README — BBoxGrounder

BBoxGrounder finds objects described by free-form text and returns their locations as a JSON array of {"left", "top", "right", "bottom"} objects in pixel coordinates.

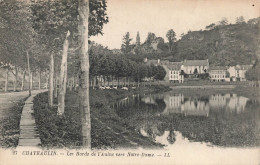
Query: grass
[
  {"left": 0, "top": 97, "right": 27, "bottom": 148},
  {"left": 33, "top": 85, "right": 170, "bottom": 149}
]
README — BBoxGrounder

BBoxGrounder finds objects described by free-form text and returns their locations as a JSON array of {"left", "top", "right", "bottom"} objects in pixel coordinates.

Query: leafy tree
[
  {"left": 236, "top": 16, "right": 245, "bottom": 24},
  {"left": 219, "top": 17, "right": 228, "bottom": 26},
  {"left": 136, "top": 31, "right": 140, "bottom": 46},
  {"left": 180, "top": 70, "right": 185, "bottom": 76},
  {"left": 154, "top": 65, "right": 166, "bottom": 81},
  {"left": 31, "top": 0, "right": 75, "bottom": 107},
  {"left": 121, "top": 32, "right": 132, "bottom": 54},
  {"left": 245, "top": 62, "right": 260, "bottom": 81},
  {"left": 146, "top": 64, "right": 156, "bottom": 86},
  {"left": 193, "top": 68, "right": 198, "bottom": 74},
  {"left": 145, "top": 32, "right": 156, "bottom": 45},
  {"left": 166, "top": 29, "right": 176, "bottom": 52},
  {"left": 77, "top": 0, "right": 108, "bottom": 148},
  {"left": 205, "top": 23, "right": 216, "bottom": 30},
  {"left": 226, "top": 71, "right": 230, "bottom": 78},
  {"left": 0, "top": 0, "right": 42, "bottom": 93}
]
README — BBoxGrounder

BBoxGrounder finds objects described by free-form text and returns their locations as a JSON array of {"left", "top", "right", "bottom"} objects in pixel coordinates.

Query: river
[{"left": 112, "top": 89, "right": 260, "bottom": 163}]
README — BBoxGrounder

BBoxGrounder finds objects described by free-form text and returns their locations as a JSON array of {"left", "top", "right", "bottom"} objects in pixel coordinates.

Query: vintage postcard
[{"left": 0, "top": 0, "right": 259, "bottom": 164}]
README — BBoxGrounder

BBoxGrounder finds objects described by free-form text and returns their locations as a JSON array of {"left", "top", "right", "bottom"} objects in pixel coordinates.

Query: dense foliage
[
  {"left": 89, "top": 44, "right": 167, "bottom": 85},
  {"left": 122, "top": 17, "right": 259, "bottom": 66},
  {"left": 245, "top": 59, "right": 260, "bottom": 81}
]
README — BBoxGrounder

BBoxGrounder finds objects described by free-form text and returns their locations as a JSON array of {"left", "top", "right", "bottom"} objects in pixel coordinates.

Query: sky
[{"left": 90, "top": 0, "right": 260, "bottom": 49}]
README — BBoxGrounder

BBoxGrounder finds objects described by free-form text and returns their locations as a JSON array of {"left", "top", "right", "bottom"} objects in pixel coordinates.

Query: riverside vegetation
[
  {"left": 33, "top": 85, "right": 170, "bottom": 149},
  {"left": 0, "top": 98, "right": 27, "bottom": 148}
]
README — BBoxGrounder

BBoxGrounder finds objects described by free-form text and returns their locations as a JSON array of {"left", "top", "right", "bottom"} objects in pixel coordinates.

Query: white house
[
  {"left": 181, "top": 59, "right": 209, "bottom": 74},
  {"left": 227, "top": 65, "right": 252, "bottom": 81},
  {"left": 209, "top": 66, "right": 229, "bottom": 82},
  {"left": 165, "top": 62, "right": 184, "bottom": 83},
  {"left": 154, "top": 59, "right": 209, "bottom": 83}
]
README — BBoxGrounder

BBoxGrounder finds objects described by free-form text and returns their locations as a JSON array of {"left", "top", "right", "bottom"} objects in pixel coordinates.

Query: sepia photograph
[{"left": 0, "top": 0, "right": 259, "bottom": 164}]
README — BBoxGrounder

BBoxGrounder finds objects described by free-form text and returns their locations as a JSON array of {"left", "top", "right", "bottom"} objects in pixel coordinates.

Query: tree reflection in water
[{"left": 114, "top": 92, "right": 260, "bottom": 147}]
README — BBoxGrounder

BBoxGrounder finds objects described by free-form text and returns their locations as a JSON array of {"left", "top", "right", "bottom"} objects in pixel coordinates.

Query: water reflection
[{"left": 113, "top": 92, "right": 260, "bottom": 147}]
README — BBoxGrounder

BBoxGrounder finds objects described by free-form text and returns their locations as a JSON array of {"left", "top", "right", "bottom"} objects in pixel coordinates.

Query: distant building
[
  {"left": 164, "top": 63, "right": 184, "bottom": 83},
  {"left": 144, "top": 58, "right": 209, "bottom": 83},
  {"left": 143, "top": 58, "right": 160, "bottom": 66},
  {"left": 228, "top": 65, "right": 252, "bottom": 81},
  {"left": 144, "top": 58, "right": 252, "bottom": 82},
  {"left": 181, "top": 59, "right": 209, "bottom": 74},
  {"left": 209, "top": 66, "right": 229, "bottom": 82}
]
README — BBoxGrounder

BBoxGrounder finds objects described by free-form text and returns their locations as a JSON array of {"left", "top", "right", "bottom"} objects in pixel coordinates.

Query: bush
[{"left": 33, "top": 92, "right": 81, "bottom": 148}]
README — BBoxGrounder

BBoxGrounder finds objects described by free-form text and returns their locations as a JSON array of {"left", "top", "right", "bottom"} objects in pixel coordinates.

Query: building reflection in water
[
  {"left": 114, "top": 92, "right": 259, "bottom": 147},
  {"left": 161, "top": 93, "right": 249, "bottom": 117}
]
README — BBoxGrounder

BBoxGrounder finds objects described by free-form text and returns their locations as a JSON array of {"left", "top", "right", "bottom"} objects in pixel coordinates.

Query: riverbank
[{"left": 33, "top": 85, "right": 170, "bottom": 149}]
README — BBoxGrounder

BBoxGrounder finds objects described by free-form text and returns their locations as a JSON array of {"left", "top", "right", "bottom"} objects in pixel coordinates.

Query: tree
[
  {"left": 154, "top": 66, "right": 166, "bottom": 81},
  {"left": 205, "top": 23, "right": 216, "bottom": 30},
  {"left": 166, "top": 29, "right": 176, "bottom": 52},
  {"left": 219, "top": 17, "right": 228, "bottom": 26},
  {"left": 236, "top": 16, "right": 245, "bottom": 24},
  {"left": 140, "top": 64, "right": 148, "bottom": 83},
  {"left": 121, "top": 32, "right": 132, "bottom": 54},
  {"left": 180, "top": 70, "right": 185, "bottom": 76},
  {"left": 78, "top": 0, "right": 91, "bottom": 148},
  {"left": 136, "top": 31, "right": 140, "bottom": 46},
  {"left": 193, "top": 68, "right": 198, "bottom": 74},
  {"left": 225, "top": 71, "right": 230, "bottom": 78},
  {"left": 146, "top": 65, "right": 155, "bottom": 86},
  {"left": 145, "top": 32, "right": 156, "bottom": 45},
  {"left": 0, "top": 0, "right": 41, "bottom": 94},
  {"left": 78, "top": 0, "right": 108, "bottom": 148},
  {"left": 57, "top": 31, "right": 70, "bottom": 115},
  {"left": 245, "top": 63, "right": 260, "bottom": 81}
]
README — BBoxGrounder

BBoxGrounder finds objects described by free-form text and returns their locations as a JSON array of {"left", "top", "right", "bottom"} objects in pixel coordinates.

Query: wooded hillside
[{"left": 129, "top": 17, "right": 259, "bottom": 66}]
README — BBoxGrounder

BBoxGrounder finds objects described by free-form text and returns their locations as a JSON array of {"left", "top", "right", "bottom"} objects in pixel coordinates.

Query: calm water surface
[{"left": 113, "top": 90, "right": 260, "bottom": 148}]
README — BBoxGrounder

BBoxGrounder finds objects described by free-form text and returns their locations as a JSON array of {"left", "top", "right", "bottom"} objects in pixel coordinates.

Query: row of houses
[
  {"left": 209, "top": 65, "right": 252, "bottom": 82},
  {"left": 144, "top": 58, "right": 252, "bottom": 83}
]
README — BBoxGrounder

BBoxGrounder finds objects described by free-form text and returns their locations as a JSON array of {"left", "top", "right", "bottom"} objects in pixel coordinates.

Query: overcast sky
[{"left": 90, "top": 0, "right": 260, "bottom": 49}]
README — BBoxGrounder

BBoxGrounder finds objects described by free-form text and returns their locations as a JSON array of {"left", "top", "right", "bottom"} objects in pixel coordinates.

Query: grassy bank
[
  {"left": 33, "top": 85, "right": 170, "bottom": 149},
  {"left": 0, "top": 98, "right": 27, "bottom": 148}
]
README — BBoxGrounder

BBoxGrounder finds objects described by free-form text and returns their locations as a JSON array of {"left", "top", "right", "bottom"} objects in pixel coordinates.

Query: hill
[{"left": 129, "top": 17, "right": 260, "bottom": 66}]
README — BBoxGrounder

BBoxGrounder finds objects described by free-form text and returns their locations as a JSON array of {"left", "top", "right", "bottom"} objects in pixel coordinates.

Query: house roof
[
  {"left": 165, "top": 62, "right": 183, "bottom": 70},
  {"left": 145, "top": 60, "right": 160, "bottom": 65},
  {"left": 183, "top": 59, "right": 209, "bottom": 66},
  {"left": 235, "top": 65, "right": 252, "bottom": 70},
  {"left": 161, "top": 60, "right": 183, "bottom": 65},
  {"left": 209, "top": 66, "right": 228, "bottom": 71}
]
